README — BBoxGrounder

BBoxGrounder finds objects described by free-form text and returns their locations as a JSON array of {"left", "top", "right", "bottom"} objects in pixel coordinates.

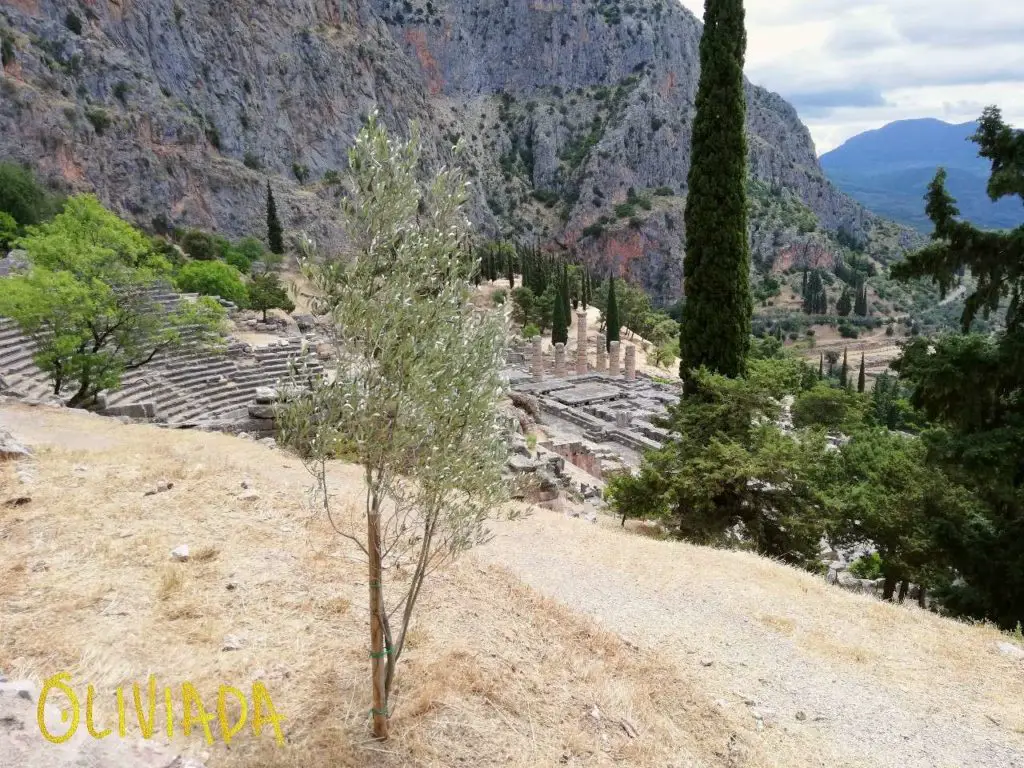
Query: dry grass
[
  {"left": 0, "top": 404, "right": 758, "bottom": 768},
  {"left": 481, "top": 507, "right": 1024, "bottom": 764}
]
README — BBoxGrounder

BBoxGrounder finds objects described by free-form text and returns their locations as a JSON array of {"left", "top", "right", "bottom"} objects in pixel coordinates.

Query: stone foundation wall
[{"left": 547, "top": 440, "right": 603, "bottom": 480}]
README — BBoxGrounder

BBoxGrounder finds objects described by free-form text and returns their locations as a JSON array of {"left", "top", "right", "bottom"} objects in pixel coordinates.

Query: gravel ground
[{"left": 476, "top": 509, "right": 1024, "bottom": 768}]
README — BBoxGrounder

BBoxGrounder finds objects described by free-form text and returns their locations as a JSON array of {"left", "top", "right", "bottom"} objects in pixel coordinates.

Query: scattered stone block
[
  {"left": 170, "top": 545, "right": 190, "bottom": 562},
  {"left": 997, "top": 641, "right": 1024, "bottom": 659},
  {"left": 0, "top": 430, "right": 30, "bottom": 461},
  {"left": 507, "top": 455, "right": 539, "bottom": 473}
]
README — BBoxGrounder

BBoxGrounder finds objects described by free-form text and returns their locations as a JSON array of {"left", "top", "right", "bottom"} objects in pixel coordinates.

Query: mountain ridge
[
  {"left": 0, "top": 0, "right": 918, "bottom": 304},
  {"left": 821, "top": 117, "right": 1023, "bottom": 232}
]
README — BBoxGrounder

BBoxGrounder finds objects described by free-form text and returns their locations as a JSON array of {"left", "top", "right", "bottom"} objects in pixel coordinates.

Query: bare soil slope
[{"left": 1, "top": 403, "right": 1022, "bottom": 768}]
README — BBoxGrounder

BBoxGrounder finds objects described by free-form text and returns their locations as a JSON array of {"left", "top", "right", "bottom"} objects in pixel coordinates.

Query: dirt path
[{"left": 475, "top": 510, "right": 1024, "bottom": 768}]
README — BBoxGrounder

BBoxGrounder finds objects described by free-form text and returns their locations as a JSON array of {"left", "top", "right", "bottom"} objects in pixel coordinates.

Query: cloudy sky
[{"left": 677, "top": 0, "right": 1024, "bottom": 155}]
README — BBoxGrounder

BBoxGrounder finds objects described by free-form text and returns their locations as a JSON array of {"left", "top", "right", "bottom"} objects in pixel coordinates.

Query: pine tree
[
  {"left": 606, "top": 276, "right": 620, "bottom": 351},
  {"left": 839, "top": 347, "right": 848, "bottom": 387},
  {"left": 857, "top": 351, "right": 866, "bottom": 393},
  {"left": 679, "top": 0, "right": 751, "bottom": 382},
  {"left": 266, "top": 183, "right": 284, "bottom": 255}
]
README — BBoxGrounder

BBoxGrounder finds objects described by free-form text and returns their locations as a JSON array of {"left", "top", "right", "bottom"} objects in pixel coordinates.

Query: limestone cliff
[{"left": 0, "top": 0, "right": 918, "bottom": 306}]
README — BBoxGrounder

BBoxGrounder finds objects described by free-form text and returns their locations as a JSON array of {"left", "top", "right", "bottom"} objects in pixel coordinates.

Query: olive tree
[{"left": 277, "top": 114, "right": 513, "bottom": 739}]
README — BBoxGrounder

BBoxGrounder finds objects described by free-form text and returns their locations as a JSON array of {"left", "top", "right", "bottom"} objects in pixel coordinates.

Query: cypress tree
[
  {"left": 506, "top": 245, "right": 515, "bottom": 289},
  {"left": 801, "top": 266, "right": 808, "bottom": 296},
  {"left": 552, "top": 273, "right": 568, "bottom": 346},
  {"left": 836, "top": 287, "right": 852, "bottom": 316},
  {"left": 803, "top": 270, "right": 827, "bottom": 315},
  {"left": 679, "top": 0, "right": 751, "bottom": 382},
  {"left": 606, "top": 276, "right": 620, "bottom": 351},
  {"left": 854, "top": 281, "right": 868, "bottom": 316},
  {"left": 818, "top": 353, "right": 823, "bottom": 379},
  {"left": 839, "top": 347, "right": 849, "bottom": 387},
  {"left": 561, "top": 263, "right": 572, "bottom": 326},
  {"left": 857, "top": 351, "right": 866, "bottom": 393},
  {"left": 266, "top": 182, "right": 284, "bottom": 255}
]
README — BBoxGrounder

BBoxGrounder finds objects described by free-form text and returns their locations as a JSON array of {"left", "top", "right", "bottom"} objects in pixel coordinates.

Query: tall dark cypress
[
  {"left": 839, "top": 347, "right": 849, "bottom": 387},
  {"left": 506, "top": 245, "right": 515, "bottom": 289},
  {"left": 857, "top": 352, "right": 866, "bottom": 393},
  {"left": 560, "top": 263, "right": 571, "bottom": 326},
  {"left": 552, "top": 272, "right": 568, "bottom": 346},
  {"left": 855, "top": 282, "right": 869, "bottom": 316},
  {"left": 266, "top": 182, "right": 284, "bottom": 255},
  {"left": 818, "top": 353, "right": 824, "bottom": 379},
  {"left": 679, "top": 0, "right": 751, "bottom": 382},
  {"left": 606, "top": 276, "right": 620, "bottom": 351}
]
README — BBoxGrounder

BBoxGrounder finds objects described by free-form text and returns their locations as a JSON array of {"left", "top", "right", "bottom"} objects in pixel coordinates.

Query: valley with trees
[{"left": 0, "top": 0, "right": 1023, "bottom": 766}]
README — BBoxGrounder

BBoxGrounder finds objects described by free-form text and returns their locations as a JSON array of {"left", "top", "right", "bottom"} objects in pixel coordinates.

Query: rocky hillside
[{"left": 0, "top": 0, "right": 918, "bottom": 306}]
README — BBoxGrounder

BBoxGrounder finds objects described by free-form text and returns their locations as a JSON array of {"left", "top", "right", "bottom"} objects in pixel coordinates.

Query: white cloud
[{"left": 676, "top": 0, "right": 1024, "bottom": 153}]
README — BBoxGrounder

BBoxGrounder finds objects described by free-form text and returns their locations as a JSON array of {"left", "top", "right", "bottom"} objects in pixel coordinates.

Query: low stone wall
[{"left": 546, "top": 440, "right": 603, "bottom": 480}]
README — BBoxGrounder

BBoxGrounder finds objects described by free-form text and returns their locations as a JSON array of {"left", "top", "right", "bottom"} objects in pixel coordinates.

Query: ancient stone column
[
  {"left": 596, "top": 334, "right": 607, "bottom": 373},
  {"left": 554, "top": 342, "right": 567, "bottom": 378},
  {"left": 609, "top": 340, "right": 621, "bottom": 377},
  {"left": 576, "top": 311, "right": 588, "bottom": 375},
  {"left": 624, "top": 344, "right": 636, "bottom": 381},
  {"left": 531, "top": 336, "right": 544, "bottom": 381}
]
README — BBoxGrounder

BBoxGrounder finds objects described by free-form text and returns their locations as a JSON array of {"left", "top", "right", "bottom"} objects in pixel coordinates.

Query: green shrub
[
  {"left": 224, "top": 249, "right": 251, "bottom": 273},
  {"left": 2, "top": 32, "right": 16, "bottom": 67},
  {"left": 175, "top": 260, "right": 248, "bottom": 306},
  {"left": 113, "top": 81, "right": 129, "bottom": 104},
  {"left": 229, "top": 236, "right": 266, "bottom": 272},
  {"left": 792, "top": 384, "right": 864, "bottom": 430},
  {"left": 522, "top": 323, "right": 540, "bottom": 339},
  {"left": 150, "top": 236, "right": 186, "bottom": 267},
  {"left": 848, "top": 553, "right": 883, "bottom": 580},
  {"left": 179, "top": 229, "right": 218, "bottom": 261},
  {"left": 322, "top": 170, "right": 341, "bottom": 185},
  {"left": 292, "top": 163, "right": 310, "bottom": 184},
  {"left": 205, "top": 126, "right": 221, "bottom": 149},
  {"left": 243, "top": 153, "right": 262, "bottom": 170},
  {"left": 531, "top": 189, "right": 559, "bottom": 207},
  {"left": 85, "top": 108, "right": 111, "bottom": 136},
  {"left": 0, "top": 210, "right": 17, "bottom": 250},
  {"left": 838, "top": 323, "right": 859, "bottom": 339},
  {"left": 0, "top": 162, "right": 63, "bottom": 226},
  {"left": 492, "top": 288, "right": 507, "bottom": 305},
  {"left": 654, "top": 186, "right": 673, "bottom": 196},
  {"left": 65, "top": 11, "right": 83, "bottom": 34},
  {"left": 614, "top": 201, "right": 636, "bottom": 218}
]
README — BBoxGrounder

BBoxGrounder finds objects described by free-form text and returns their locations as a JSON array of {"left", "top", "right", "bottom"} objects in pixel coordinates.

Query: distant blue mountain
[{"left": 820, "top": 118, "right": 1023, "bottom": 232}]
